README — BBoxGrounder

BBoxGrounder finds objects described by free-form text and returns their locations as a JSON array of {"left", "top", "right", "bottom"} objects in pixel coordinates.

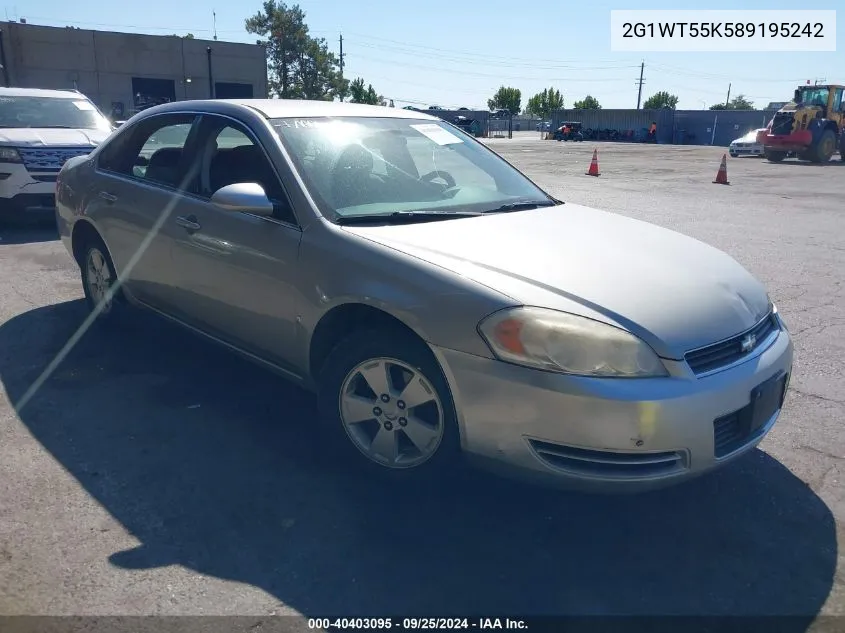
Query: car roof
[
  {"left": 145, "top": 98, "right": 442, "bottom": 121},
  {"left": 0, "top": 87, "right": 88, "bottom": 99}
]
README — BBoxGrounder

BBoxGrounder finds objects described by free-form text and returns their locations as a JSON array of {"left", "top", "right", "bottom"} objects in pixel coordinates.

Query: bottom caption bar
[{"left": 0, "top": 616, "right": 838, "bottom": 633}]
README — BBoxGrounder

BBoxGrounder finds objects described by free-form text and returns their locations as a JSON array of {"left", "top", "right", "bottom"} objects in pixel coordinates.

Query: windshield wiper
[
  {"left": 335, "top": 210, "right": 483, "bottom": 225},
  {"left": 34, "top": 125, "right": 78, "bottom": 129},
  {"left": 484, "top": 199, "right": 559, "bottom": 214}
]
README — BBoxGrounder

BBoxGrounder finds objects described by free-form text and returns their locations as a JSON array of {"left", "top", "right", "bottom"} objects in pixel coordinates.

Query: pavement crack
[
  {"left": 791, "top": 388, "right": 845, "bottom": 406},
  {"left": 798, "top": 445, "right": 845, "bottom": 461}
]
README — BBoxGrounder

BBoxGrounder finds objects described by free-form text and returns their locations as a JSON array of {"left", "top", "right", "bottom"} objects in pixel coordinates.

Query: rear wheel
[
  {"left": 808, "top": 129, "right": 837, "bottom": 163},
  {"left": 79, "top": 237, "right": 125, "bottom": 324},
  {"left": 764, "top": 149, "right": 787, "bottom": 162},
  {"left": 839, "top": 133, "right": 845, "bottom": 161}
]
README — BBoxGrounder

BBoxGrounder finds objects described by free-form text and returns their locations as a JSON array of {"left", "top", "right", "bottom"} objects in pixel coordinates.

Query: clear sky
[{"left": 15, "top": 0, "right": 843, "bottom": 111}]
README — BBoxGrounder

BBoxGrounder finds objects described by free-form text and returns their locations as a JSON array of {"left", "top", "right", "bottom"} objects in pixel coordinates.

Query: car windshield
[
  {"left": 271, "top": 116, "right": 554, "bottom": 221},
  {"left": 0, "top": 95, "right": 112, "bottom": 130}
]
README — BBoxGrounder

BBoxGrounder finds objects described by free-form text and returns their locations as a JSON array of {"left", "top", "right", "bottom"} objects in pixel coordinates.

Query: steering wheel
[{"left": 419, "top": 170, "right": 456, "bottom": 189}]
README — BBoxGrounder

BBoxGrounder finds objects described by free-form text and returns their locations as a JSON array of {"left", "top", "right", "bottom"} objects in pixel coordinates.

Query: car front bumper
[
  {"left": 0, "top": 165, "right": 57, "bottom": 221},
  {"left": 433, "top": 320, "right": 793, "bottom": 493},
  {"left": 730, "top": 145, "right": 763, "bottom": 155}
]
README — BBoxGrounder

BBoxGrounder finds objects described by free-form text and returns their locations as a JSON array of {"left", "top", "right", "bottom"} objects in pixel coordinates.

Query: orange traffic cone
[
  {"left": 586, "top": 149, "right": 600, "bottom": 176},
  {"left": 713, "top": 154, "right": 730, "bottom": 185}
]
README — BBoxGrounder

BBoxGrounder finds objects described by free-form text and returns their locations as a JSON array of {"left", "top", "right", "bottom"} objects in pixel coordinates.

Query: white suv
[{"left": 0, "top": 87, "right": 113, "bottom": 224}]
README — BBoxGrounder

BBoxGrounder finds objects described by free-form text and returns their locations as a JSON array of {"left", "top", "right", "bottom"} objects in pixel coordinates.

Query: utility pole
[
  {"left": 339, "top": 34, "right": 345, "bottom": 101},
  {"left": 725, "top": 82, "right": 731, "bottom": 107},
  {"left": 636, "top": 61, "right": 645, "bottom": 109}
]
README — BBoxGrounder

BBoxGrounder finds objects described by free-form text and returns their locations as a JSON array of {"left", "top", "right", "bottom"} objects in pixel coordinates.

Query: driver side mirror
[{"left": 210, "top": 182, "right": 275, "bottom": 217}]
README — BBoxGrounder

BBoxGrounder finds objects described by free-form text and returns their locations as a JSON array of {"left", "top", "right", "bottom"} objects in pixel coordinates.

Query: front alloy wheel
[
  {"left": 339, "top": 357, "right": 445, "bottom": 469},
  {"left": 317, "top": 329, "right": 460, "bottom": 479}
]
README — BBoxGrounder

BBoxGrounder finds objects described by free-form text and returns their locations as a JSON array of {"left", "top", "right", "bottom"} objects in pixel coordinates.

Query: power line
[
  {"left": 13, "top": 15, "right": 834, "bottom": 87},
  {"left": 348, "top": 51, "right": 634, "bottom": 83},
  {"left": 336, "top": 30, "right": 626, "bottom": 65},
  {"left": 349, "top": 41, "right": 637, "bottom": 71}
]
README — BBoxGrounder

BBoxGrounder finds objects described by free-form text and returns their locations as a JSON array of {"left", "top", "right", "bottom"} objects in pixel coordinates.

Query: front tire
[
  {"left": 808, "top": 129, "right": 837, "bottom": 163},
  {"left": 765, "top": 149, "right": 787, "bottom": 162},
  {"left": 317, "top": 328, "right": 461, "bottom": 481}
]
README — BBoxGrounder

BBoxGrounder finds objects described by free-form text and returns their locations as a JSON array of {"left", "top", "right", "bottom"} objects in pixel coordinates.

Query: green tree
[
  {"left": 711, "top": 94, "right": 755, "bottom": 110},
  {"left": 488, "top": 86, "right": 522, "bottom": 115},
  {"left": 643, "top": 91, "right": 679, "bottom": 110},
  {"left": 525, "top": 87, "right": 564, "bottom": 119},
  {"left": 348, "top": 77, "right": 381, "bottom": 105},
  {"left": 245, "top": 1, "right": 346, "bottom": 100},
  {"left": 729, "top": 94, "right": 755, "bottom": 110},
  {"left": 573, "top": 95, "right": 601, "bottom": 109}
]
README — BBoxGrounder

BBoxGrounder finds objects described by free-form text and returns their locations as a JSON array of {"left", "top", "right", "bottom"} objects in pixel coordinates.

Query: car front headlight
[
  {"left": 0, "top": 147, "right": 22, "bottom": 163},
  {"left": 478, "top": 306, "right": 668, "bottom": 378}
]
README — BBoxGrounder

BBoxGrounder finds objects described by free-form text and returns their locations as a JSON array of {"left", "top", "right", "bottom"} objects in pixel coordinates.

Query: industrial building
[{"left": 0, "top": 21, "right": 268, "bottom": 120}]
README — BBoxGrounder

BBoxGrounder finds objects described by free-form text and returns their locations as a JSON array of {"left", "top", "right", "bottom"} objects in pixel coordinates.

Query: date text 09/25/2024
[{"left": 308, "top": 618, "right": 527, "bottom": 631}]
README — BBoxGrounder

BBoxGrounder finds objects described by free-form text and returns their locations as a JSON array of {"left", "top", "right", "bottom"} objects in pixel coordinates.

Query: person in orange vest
[{"left": 648, "top": 121, "right": 657, "bottom": 142}]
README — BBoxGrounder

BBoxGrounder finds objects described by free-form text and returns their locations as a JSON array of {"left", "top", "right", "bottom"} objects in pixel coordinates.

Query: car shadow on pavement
[
  {"left": 0, "top": 223, "right": 59, "bottom": 245},
  {"left": 0, "top": 299, "right": 836, "bottom": 622}
]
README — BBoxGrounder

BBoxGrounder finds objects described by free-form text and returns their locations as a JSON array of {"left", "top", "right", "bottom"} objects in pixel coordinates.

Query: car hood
[
  {"left": 0, "top": 127, "right": 109, "bottom": 147},
  {"left": 341, "top": 204, "right": 771, "bottom": 359}
]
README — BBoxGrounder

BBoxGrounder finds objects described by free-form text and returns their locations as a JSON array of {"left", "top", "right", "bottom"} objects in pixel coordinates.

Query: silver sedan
[{"left": 55, "top": 99, "right": 794, "bottom": 492}]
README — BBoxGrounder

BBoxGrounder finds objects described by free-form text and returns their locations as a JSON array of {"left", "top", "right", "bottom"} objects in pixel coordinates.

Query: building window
[{"left": 131, "top": 77, "right": 177, "bottom": 113}]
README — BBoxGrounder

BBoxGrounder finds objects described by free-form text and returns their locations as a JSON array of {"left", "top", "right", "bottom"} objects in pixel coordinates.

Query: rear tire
[
  {"left": 764, "top": 150, "right": 787, "bottom": 162},
  {"left": 839, "top": 133, "right": 845, "bottom": 161},
  {"left": 316, "top": 328, "right": 462, "bottom": 484},
  {"left": 808, "top": 129, "right": 836, "bottom": 163},
  {"left": 79, "top": 236, "right": 125, "bottom": 325}
]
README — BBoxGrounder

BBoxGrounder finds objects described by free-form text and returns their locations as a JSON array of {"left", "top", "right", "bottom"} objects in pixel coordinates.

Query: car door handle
[
  {"left": 99, "top": 191, "right": 118, "bottom": 203},
  {"left": 175, "top": 215, "right": 201, "bottom": 231}
]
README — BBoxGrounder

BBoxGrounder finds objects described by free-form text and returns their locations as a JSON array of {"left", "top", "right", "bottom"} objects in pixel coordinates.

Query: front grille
[
  {"left": 685, "top": 313, "right": 779, "bottom": 376},
  {"left": 17, "top": 146, "right": 94, "bottom": 173},
  {"left": 771, "top": 112, "right": 794, "bottom": 136},
  {"left": 528, "top": 439, "right": 687, "bottom": 479}
]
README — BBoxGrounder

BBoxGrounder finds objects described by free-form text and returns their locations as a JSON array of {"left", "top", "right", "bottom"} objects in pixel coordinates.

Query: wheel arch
[
  {"left": 307, "top": 300, "right": 469, "bottom": 452},
  {"left": 308, "top": 302, "right": 434, "bottom": 381},
  {"left": 71, "top": 218, "right": 110, "bottom": 267},
  {"left": 822, "top": 119, "right": 839, "bottom": 135}
]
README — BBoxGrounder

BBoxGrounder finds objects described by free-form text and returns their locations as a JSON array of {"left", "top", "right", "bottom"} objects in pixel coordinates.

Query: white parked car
[
  {"left": 0, "top": 87, "right": 113, "bottom": 225},
  {"left": 729, "top": 128, "right": 766, "bottom": 158}
]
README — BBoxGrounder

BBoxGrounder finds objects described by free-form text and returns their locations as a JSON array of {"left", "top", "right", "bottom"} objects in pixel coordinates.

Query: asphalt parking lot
[{"left": 0, "top": 137, "right": 843, "bottom": 626}]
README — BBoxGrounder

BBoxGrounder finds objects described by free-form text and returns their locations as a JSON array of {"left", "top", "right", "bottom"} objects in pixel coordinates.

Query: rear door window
[{"left": 97, "top": 113, "right": 198, "bottom": 191}]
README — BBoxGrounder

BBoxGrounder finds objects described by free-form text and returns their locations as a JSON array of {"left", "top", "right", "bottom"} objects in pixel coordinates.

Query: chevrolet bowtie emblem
[{"left": 741, "top": 333, "right": 757, "bottom": 353}]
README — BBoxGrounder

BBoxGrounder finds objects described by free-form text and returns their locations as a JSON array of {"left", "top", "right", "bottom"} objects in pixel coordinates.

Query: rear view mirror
[{"left": 210, "top": 182, "right": 275, "bottom": 217}]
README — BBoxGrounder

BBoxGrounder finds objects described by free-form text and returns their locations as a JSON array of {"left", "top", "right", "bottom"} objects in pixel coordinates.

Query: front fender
[{"left": 295, "top": 225, "right": 514, "bottom": 360}]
